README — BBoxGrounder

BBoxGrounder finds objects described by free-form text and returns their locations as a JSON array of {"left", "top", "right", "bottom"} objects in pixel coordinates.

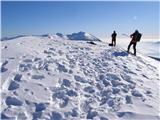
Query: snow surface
[
  {"left": 66, "top": 31, "right": 101, "bottom": 41},
  {"left": 1, "top": 35, "right": 160, "bottom": 120},
  {"left": 1, "top": 32, "right": 101, "bottom": 42},
  {"left": 112, "top": 38, "right": 160, "bottom": 60}
]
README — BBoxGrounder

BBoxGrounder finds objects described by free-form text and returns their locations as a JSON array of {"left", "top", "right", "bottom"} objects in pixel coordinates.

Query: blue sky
[{"left": 1, "top": 1, "right": 159, "bottom": 39}]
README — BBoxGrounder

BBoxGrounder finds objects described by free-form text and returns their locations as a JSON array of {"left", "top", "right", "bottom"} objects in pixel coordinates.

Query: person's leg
[
  {"left": 127, "top": 42, "right": 132, "bottom": 52},
  {"left": 114, "top": 40, "right": 116, "bottom": 46},
  {"left": 133, "top": 43, "right": 137, "bottom": 55},
  {"left": 112, "top": 39, "right": 114, "bottom": 45}
]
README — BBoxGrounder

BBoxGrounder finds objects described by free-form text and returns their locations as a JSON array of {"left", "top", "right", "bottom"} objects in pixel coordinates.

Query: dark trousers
[
  {"left": 127, "top": 42, "right": 137, "bottom": 55},
  {"left": 112, "top": 39, "right": 116, "bottom": 46}
]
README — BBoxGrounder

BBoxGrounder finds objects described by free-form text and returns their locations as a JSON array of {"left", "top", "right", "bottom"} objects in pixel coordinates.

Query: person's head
[
  {"left": 135, "top": 30, "right": 139, "bottom": 33},
  {"left": 113, "top": 31, "right": 116, "bottom": 33}
]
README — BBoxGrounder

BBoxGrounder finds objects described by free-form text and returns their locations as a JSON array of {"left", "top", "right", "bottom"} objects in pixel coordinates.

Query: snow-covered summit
[
  {"left": 66, "top": 31, "right": 101, "bottom": 41},
  {"left": 1, "top": 31, "right": 101, "bottom": 42},
  {"left": 1, "top": 36, "right": 159, "bottom": 120}
]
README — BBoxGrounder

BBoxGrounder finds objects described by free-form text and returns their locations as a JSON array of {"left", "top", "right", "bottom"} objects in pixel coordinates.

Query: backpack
[
  {"left": 109, "top": 43, "right": 113, "bottom": 46},
  {"left": 137, "top": 33, "right": 142, "bottom": 42}
]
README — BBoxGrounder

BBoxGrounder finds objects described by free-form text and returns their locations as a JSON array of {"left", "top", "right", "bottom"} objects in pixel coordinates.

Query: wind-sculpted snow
[
  {"left": 67, "top": 31, "right": 101, "bottom": 41},
  {"left": 1, "top": 36, "right": 160, "bottom": 120}
]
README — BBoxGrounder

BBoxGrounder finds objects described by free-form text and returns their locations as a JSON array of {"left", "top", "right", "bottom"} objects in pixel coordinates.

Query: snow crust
[{"left": 1, "top": 35, "right": 160, "bottom": 120}]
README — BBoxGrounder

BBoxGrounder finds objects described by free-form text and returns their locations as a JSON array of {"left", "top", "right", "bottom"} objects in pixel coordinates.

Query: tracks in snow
[{"left": 1, "top": 39, "right": 159, "bottom": 120}]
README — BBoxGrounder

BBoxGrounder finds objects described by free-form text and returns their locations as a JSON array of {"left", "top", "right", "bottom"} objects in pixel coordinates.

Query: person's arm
[{"left": 130, "top": 33, "right": 134, "bottom": 38}]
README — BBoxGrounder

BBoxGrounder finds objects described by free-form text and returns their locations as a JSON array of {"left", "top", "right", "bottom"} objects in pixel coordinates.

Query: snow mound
[
  {"left": 1, "top": 36, "right": 159, "bottom": 120},
  {"left": 56, "top": 33, "right": 69, "bottom": 40},
  {"left": 67, "top": 31, "right": 101, "bottom": 41}
]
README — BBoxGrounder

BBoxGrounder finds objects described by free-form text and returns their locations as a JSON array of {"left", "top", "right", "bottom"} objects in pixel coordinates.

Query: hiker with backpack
[
  {"left": 127, "top": 30, "right": 142, "bottom": 56},
  {"left": 110, "top": 31, "right": 117, "bottom": 46}
]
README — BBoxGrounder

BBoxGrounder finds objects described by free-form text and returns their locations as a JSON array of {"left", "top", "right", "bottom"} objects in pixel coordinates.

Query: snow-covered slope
[
  {"left": 67, "top": 31, "right": 101, "bottom": 41},
  {"left": 138, "top": 41, "right": 160, "bottom": 59},
  {"left": 1, "top": 32, "right": 101, "bottom": 42},
  {"left": 116, "top": 38, "right": 160, "bottom": 60},
  {"left": 1, "top": 36, "right": 160, "bottom": 120}
]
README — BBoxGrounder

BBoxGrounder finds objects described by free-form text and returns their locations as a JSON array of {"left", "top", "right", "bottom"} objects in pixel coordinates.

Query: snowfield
[
  {"left": 1, "top": 35, "right": 160, "bottom": 120},
  {"left": 116, "top": 38, "right": 160, "bottom": 60}
]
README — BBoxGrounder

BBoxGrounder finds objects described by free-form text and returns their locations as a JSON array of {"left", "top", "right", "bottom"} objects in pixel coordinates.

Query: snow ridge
[
  {"left": 1, "top": 31, "right": 101, "bottom": 42},
  {"left": 67, "top": 31, "right": 101, "bottom": 41},
  {"left": 1, "top": 36, "right": 159, "bottom": 120}
]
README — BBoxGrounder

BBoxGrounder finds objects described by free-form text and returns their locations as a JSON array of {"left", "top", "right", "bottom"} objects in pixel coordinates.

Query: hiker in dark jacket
[
  {"left": 127, "top": 30, "right": 141, "bottom": 56},
  {"left": 111, "top": 31, "right": 117, "bottom": 46}
]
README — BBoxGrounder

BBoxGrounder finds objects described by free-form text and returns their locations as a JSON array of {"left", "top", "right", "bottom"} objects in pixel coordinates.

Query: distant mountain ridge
[
  {"left": 1, "top": 31, "right": 101, "bottom": 41},
  {"left": 1, "top": 35, "right": 26, "bottom": 41}
]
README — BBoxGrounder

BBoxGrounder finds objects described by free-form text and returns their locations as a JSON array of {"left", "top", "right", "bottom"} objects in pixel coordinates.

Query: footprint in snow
[
  {"left": 131, "top": 90, "right": 143, "bottom": 97},
  {"left": 74, "top": 75, "right": 87, "bottom": 83},
  {"left": 2, "top": 60, "right": 9, "bottom": 66},
  {"left": 49, "top": 47, "right": 55, "bottom": 51},
  {"left": 69, "top": 69, "right": 73, "bottom": 74},
  {"left": 96, "top": 83, "right": 104, "bottom": 90},
  {"left": 102, "top": 79, "right": 111, "bottom": 87},
  {"left": 105, "top": 73, "right": 121, "bottom": 81},
  {"left": 32, "top": 112, "right": 42, "bottom": 119},
  {"left": 117, "top": 112, "right": 132, "bottom": 117},
  {"left": 14, "top": 74, "right": 22, "bottom": 82},
  {"left": 52, "top": 90, "right": 69, "bottom": 108},
  {"left": 57, "top": 64, "right": 68, "bottom": 73},
  {"left": 58, "top": 50, "right": 64, "bottom": 55},
  {"left": 51, "top": 112, "right": 63, "bottom": 120},
  {"left": 87, "top": 110, "right": 98, "bottom": 119},
  {"left": 19, "top": 63, "right": 32, "bottom": 72},
  {"left": 1, "top": 113, "right": 14, "bottom": 120},
  {"left": 100, "top": 89, "right": 112, "bottom": 98},
  {"left": 146, "top": 90, "right": 152, "bottom": 95},
  {"left": 23, "top": 58, "right": 33, "bottom": 63},
  {"left": 99, "top": 117, "right": 109, "bottom": 120},
  {"left": 35, "top": 103, "right": 46, "bottom": 112},
  {"left": 120, "top": 74, "right": 135, "bottom": 84},
  {"left": 111, "top": 80, "right": 123, "bottom": 87},
  {"left": 64, "top": 108, "right": 79, "bottom": 117},
  {"left": 112, "top": 87, "right": 120, "bottom": 94},
  {"left": 8, "top": 80, "right": 19, "bottom": 90},
  {"left": 5, "top": 96, "right": 23, "bottom": 106},
  {"left": 59, "top": 79, "right": 71, "bottom": 87},
  {"left": 31, "top": 74, "right": 45, "bottom": 80},
  {"left": 44, "top": 50, "right": 53, "bottom": 54},
  {"left": 125, "top": 95, "right": 133, "bottom": 104},
  {"left": 80, "top": 100, "right": 92, "bottom": 113},
  {"left": 67, "top": 89, "right": 78, "bottom": 97},
  {"left": 1, "top": 60, "right": 8, "bottom": 72},
  {"left": 83, "top": 86, "right": 95, "bottom": 93},
  {"left": 1, "top": 67, "right": 8, "bottom": 72},
  {"left": 33, "top": 57, "right": 42, "bottom": 62},
  {"left": 112, "top": 51, "right": 128, "bottom": 57}
]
